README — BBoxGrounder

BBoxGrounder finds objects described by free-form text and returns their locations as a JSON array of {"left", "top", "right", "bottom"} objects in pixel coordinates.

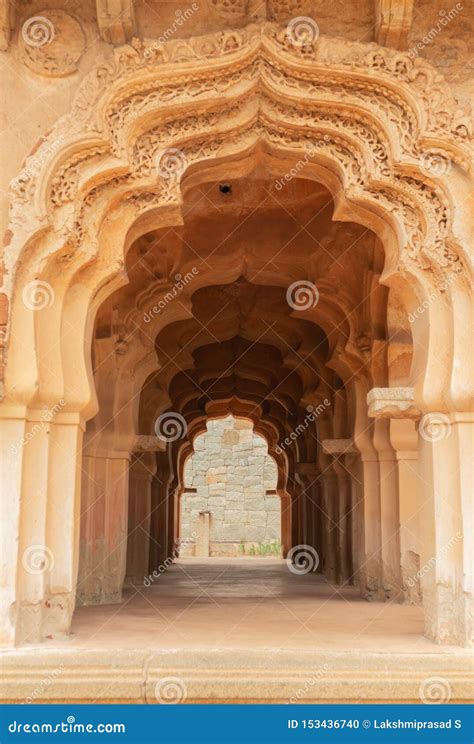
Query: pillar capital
[
  {"left": 367, "top": 387, "right": 421, "bottom": 419},
  {"left": 132, "top": 435, "right": 167, "bottom": 453},
  {"left": 321, "top": 438, "right": 356, "bottom": 455}
]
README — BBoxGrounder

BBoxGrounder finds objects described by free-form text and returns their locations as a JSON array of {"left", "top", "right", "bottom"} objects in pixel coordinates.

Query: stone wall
[{"left": 180, "top": 416, "right": 280, "bottom": 557}]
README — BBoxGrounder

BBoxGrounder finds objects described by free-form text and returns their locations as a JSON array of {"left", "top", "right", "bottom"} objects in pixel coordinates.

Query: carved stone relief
[{"left": 18, "top": 10, "right": 86, "bottom": 77}]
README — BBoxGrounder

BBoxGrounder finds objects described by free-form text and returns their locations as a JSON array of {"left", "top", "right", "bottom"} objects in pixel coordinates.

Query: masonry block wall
[{"left": 180, "top": 416, "right": 280, "bottom": 556}]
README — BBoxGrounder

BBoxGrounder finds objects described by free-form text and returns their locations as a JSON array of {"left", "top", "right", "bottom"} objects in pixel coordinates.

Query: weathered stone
[
  {"left": 1, "top": 8, "right": 472, "bottom": 685},
  {"left": 181, "top": 417, "right": 279, "bottom": 553}
]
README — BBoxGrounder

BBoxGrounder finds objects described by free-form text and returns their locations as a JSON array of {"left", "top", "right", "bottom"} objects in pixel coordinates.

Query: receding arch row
[
  {"left": 1, "top": 25, "right": 472, "bottom": 648},
  {"left": 3, "top": 27, "right": 472, "bottom": 418}
]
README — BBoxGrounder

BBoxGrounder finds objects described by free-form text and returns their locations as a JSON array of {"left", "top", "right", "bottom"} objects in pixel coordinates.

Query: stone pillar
[
  {"left": 290, "top": 481, "right": 300, "bottom": 548},
  {"left": 373, "top": 418, "right": 402, "bottom": 600},
  {"left": 0, "top": 409, "right": 84, "bottom": 645},
  {"left": 319, "top": 473, "right": 338, "bottom": 583},
  {"left": 352, "top": 380, "right": 384, "bottom": 600},
  {"left": 77, "top": 452, "right": 130, "bottom": 606},
  {"left": 312, "top": 481, "right": 324, "bottom": 573},
  {"left": 418, "top": 413, "right": 473, "bottom": 646},
  {"left": 390, "top": 418, "right": 422, "bottom": 603},
  {"left": 368, "top": 387, "right": 473, "bottom": 645},
  {"left": 321, "top": 441, "right": 357, "bottom": 585},
  {"left": 149, "top": 470, "right": 169, "bottom": 571},
  {"left": 167, "top": 488, "right": 177, "bottom": 558},
  {"left": 367, "top": 388, "right": 422, "bottom": 603},
  {"left": 304, "top": 483, "right": 315, "bottom": 553},
  {"left": 280, "top": 492, "right": 292, "bottom": 557},
  {"left": 294, "top": 474, "right": 307, "bottom": 548},
  {"left": 125, "top": 454, "right": 155, "bottom": 586},
  {"left": 334, "top": 462, "right": 353, "bottom": 585},
  {"left": 195, "top": 511, "right": 211, "bottom": 557},
  {"left": 295, "top": 463, "right": 322, "bottom": 569},
  {"left": 344, "top": 457, "right": 357, "bottom": 585}
]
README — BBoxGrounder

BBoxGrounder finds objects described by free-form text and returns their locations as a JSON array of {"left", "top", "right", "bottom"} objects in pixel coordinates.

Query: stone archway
[
  {"left": 179, "top": 415, "right": 280, "bottom": 559},
  {"left": 1, "top": 23, "right": 472, "bottom": 649}
]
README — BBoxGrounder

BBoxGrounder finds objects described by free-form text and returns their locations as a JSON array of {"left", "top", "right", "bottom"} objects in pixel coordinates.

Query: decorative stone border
[{"left": 1, "top": 647, "right": 472, "bottom": 703}]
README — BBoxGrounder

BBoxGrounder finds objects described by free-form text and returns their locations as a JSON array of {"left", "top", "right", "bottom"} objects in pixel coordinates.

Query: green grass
[{"left": 239, "top": 540, "right": 281, "bottom": 557}]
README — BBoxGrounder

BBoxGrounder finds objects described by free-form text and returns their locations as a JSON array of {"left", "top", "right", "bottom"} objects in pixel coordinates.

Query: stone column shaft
[
  {"left": 77, "top": 453, "right": 130, "bottom": 605},
  {"left": 374, "top": 418, "right": 402, "bottom": 600},
  {"left": 0, "top": 411, "right": 83, "bottom": 644},
  {"left": 390, "top": 418, "right": 422, "bottom": 603},
  {"left": 419, "top": 415, "right": 473, "bottom": 645},
  {"left": 125, "top": 455, "right": 155, "bottom": 585}
]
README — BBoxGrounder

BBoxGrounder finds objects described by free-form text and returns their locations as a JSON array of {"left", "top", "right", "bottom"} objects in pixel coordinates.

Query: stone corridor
[{"left": 1, "top": 0, "right": 472, "bottom": 707}]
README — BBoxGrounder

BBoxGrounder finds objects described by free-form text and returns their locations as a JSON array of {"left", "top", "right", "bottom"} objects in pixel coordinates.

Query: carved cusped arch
[{"left": 3, "top": 22, "right": 473, "bottom": 413}]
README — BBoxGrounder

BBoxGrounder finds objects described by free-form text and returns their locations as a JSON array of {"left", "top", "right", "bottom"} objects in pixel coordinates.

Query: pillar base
[
  {"left": 423, "top": 585, "right": 472, "bottom": 647},
  {"left": 16, "top": 593, "right": 75, "bottom": 645},
  {"left": 76, "top": 587, "right": 123, "bottom": 607}
]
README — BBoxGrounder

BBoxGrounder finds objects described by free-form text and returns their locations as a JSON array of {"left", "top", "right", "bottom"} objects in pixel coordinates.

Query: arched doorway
[
  {"left": 1, "top": 28, "right": 471, "bottom": 655},
  {"left": 180, "top": 416, "right": 280, "bottom": 559}
]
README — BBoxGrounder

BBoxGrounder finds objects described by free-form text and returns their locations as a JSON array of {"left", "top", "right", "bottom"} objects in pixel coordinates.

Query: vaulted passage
[
  {"left": 78, "top": 172, "right": 383, "bottom": 612},
  {"left": 2, "top": 18, "right": 472, "bottom": 702},
  {"left": 74, "top": 168, "right": 432, "bottom": 640}
]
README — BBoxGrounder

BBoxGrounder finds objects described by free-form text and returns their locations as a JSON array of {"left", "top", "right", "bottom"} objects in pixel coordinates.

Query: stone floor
[
  {"left": 3, "top": 559, "right": 472, "bottom": 703},
  {"left": 68, "top": 557, "right": 444, "bottom": 653}
]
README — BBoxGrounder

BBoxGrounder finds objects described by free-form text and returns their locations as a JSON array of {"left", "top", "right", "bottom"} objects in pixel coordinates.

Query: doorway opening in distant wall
[{"left": 180, "top": 416, "right": 281, "bottom": 558}]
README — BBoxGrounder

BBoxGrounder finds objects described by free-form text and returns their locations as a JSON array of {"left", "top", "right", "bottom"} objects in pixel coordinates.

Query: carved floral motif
[
  {"left": 6, "top": 22, "right": 472, "bottom": 298},
  {"left": 19, "top": 10, "right": 86, "bottom": 77}
]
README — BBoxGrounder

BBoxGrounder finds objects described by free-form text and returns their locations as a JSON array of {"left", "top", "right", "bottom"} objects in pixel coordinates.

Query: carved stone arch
[
  {"left": 170, "top": 394, "right": 293, "bottom": 553},
  {"left": 4, "top": 28, "right": 471, "bottom": 420},
  {"left": 2, "top": 24, "right": 473, "bottom": 647}
]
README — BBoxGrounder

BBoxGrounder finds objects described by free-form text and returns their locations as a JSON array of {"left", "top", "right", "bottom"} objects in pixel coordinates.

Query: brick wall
[{"left": 180, "top": 416, "right": 280, "bottom": 557}]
